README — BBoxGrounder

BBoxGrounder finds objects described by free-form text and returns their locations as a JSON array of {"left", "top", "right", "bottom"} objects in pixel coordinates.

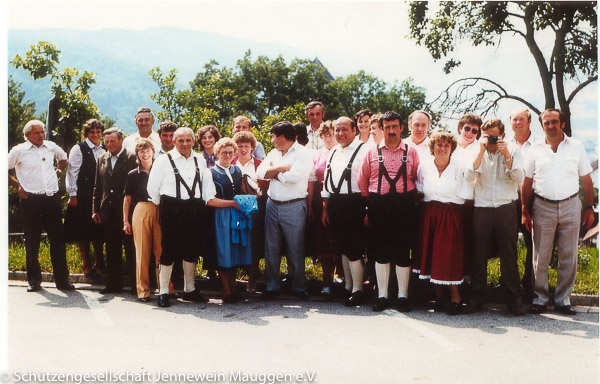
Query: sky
[{"left": 1, "top": 0, "right": 599, "bottom": 367}]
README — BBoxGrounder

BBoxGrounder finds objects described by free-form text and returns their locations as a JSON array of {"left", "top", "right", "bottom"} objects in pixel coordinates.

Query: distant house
[
  {"left": 581, "top": 223, "right": 598, "bottom": 248},
  {"left": 312, "top": 57, "right": 335, "bottom": 82}
]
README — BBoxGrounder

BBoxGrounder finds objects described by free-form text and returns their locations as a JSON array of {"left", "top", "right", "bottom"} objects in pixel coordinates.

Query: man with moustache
[
  {"left": 123, "top": 107, "right": 161, "bottom": 152},
  {"left": 322, "top": 117, "right": 370, "bottom": 306},
  {"left": 522, "top": 109, "right": 594, "bottom": 315},
  {"left": 232, "top": 115, "right": 266, "bottom": 160},
  {"left": 358, "top": 111, "right": 420, "bottom": 312},
  {"left": 509, "top": 108, "right": 537, "bottom": 302},
  {"left": 93, "top": 127, "right": 138, "bottom": 294},
  {"left": 305, "top": 101, "right": 326, "bottom": 151},
  {"left": 8, "top": 120, "right": 74, "bottom": 292}
]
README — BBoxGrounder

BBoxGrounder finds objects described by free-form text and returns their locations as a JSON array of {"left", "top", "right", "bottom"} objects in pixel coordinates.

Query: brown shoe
[{"left": 529, "top": 304, "right": 547, "bottom": 314}]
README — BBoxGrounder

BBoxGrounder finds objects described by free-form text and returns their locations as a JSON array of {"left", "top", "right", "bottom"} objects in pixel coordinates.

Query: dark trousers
[
  {"left": 328, "top": 194, "right": 366, "bottom": 261},
  {"left": 367, "top": 192, "right": 417, "bottom": 267},
  {"left": 516, "top": 197, "right": 534, "bottom": 295},
  {"left": 21, "top": 194, "right": 70, "bottom": 287},
  {"left": 471, "top": 202, "right": 521, "bottom": 305},
  {"left": 104, "top": 220, "right": 135, "bottom": 289},
  {"left": 159, "top": 196, "right": 203, "bottom": 266}
]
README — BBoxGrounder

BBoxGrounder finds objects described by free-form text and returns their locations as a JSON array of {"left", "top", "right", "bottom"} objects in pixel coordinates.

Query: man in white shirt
[
  {"left": 522, "top": 109, "right": 594, "bottom": 315},
  {"left": 123, "top": 107, "right": 161, "bottom": 151},
  {"left": 147, "top": 127, "right": 216, "bottom": 308},
  {"left": 257, "top": 121, "right": 313, "bottom": 299},
  {"left": 509, "top": 108, "right": 537, "bottom": 302},
  {"left": 8, "top": 120, "right": 74, "bottom": 292},
  {"left": 466, "top": 119, "right": 525, "bottom": 315},
  {"left": 156, "top": 120, "right": 177, "bottom": 156},
  {"left": 406, "top": 110, "right": 433, "bottom": 162},
  {"left": 305, "top": 101, "right": 326, "bottom": 151},
  {"left": 322, "top": 117, "right": 369, "bottom": 306},
  {"left": 232, "top": 115, "right": 266, "bottom": 160}
]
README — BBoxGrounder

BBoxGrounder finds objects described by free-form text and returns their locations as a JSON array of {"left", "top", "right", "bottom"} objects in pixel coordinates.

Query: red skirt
[{"left": 419, "top": 201, "right": 464, "bottom": 285}]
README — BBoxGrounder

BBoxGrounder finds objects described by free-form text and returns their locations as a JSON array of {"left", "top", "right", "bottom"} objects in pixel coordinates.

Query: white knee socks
[
  {"left": 396, "top": 266, "right": 410, "bottom": 298},
  {"left": 375, "top": 262, "right": 390, "bottom": 299},
  {"left": 342, "top": 254, "right": 353, "bottom": 292},
  {"left": 349, "top": 259, "right": 364, "bottom": 293},
  {"left": 183, "top": 261, "right": 197, "bottom": 293},
  {"left": 158, "top": 264, "right": 173, "bottom": 295}
]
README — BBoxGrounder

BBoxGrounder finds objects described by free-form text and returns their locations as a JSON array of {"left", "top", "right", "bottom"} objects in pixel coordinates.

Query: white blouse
[{"left": 417, "top": 157, "right": 470, "bottom": 204}]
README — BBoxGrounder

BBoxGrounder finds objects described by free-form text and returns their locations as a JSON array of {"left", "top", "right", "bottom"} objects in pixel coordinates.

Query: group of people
[{"left": 8, "top": 101, "right": 595, "bottom": 316}]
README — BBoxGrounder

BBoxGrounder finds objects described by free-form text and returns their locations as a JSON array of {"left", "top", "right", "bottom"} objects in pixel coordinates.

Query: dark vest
[
  {"left": 210, "top": 165, "right": 242, "bottom": 200},
  {"left": 77, "top": 142, "right": 100, "bottom": 200}
]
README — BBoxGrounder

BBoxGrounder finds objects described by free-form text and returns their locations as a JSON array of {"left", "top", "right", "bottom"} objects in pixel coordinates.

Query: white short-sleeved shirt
[
  {"left": 321, "top": 138, "right": 370, "bottom": 198},
  {"left": 524, "top": 133, "right": 592, "bottom": 200},
  {"left": 256, "top": 142, "right": 313, "bottom": 201},
  {"left": 147, "top": 148, "right": 215, "bottom": 204},
  {"left": 407, "top": 136, "right": 432, "bottom": 163},
  {"left": 416, "top": 157, "right": 470, "bottom": 204},
  {"left": 123, "top": 131, "right": 161, "bottom": 152},
  {"left": 8, "top": 140, "right": 67, "bottom": 195},
  {"left": 452, "top": 140, "right": 480, "bottom": 200}
]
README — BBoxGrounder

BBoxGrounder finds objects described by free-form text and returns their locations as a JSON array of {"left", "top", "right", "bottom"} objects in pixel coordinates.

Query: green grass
[{"left": 8, "top": 238, "right": 599, "bottom": 295}]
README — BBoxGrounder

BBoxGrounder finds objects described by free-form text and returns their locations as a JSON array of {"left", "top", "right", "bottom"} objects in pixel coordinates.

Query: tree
[
  {"left": 8, "top": 75, "right": 37, "bottom": 148},
  {"left": 11, "top": 41, "right": 100, "bottom": 148},
  {"left": 408, "top": 1, "right": 597, "bottom": 136}
]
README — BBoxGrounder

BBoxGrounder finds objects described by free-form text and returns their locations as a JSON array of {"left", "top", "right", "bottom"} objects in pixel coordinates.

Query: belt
[
  {"left": 270, "top": 197, "right": 305, "bottom": 205},
  {"left": 534, "top": 192, "right": 578, "bottom": 203}
]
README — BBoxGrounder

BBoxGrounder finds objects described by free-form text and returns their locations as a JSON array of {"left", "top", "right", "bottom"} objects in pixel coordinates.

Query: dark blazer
[{"left": 93, "top": 148, "right": 137, "bottom": 225}]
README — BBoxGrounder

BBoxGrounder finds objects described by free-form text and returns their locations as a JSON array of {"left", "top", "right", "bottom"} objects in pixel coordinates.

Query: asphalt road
[{"left": 4, "top": 284, "right": 599, "bottom": 384}]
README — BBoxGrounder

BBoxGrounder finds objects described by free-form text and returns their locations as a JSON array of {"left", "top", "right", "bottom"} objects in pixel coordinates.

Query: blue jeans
[{"left": 264, "top": 198, "right": 307, "bottom": 293}]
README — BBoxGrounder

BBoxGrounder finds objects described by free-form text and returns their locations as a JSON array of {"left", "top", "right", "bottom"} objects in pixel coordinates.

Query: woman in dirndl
[{"left": 417, "top": 131, "right": 470, "bottom": 315}]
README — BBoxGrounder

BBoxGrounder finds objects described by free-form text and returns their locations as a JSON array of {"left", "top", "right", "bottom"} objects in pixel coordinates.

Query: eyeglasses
[
  {"left": 220, "top": 151, "right": 235, "bottom": 157},
  {"left": 463, "top": 126, "right": 479, "bottom": 135}
]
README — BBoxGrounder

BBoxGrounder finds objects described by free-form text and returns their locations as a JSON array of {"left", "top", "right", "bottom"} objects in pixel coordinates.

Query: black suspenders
[
  {"left": 376, "top": 143, "right": 409, "bottom": 194},
  {"left": 324, "top": 142, "right": 365, "bottom": 195},
  {"left": 167, "top": 153, "right": 202, "bottom": 200}
]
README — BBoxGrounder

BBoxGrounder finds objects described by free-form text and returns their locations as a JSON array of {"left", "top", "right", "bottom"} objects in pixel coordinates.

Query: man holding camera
[{"left": 466, "top": 118, "right": 526, "bottom": 315}]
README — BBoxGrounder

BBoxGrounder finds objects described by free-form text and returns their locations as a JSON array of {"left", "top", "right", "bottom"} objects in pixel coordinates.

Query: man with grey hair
[
  {"left": 8, "top": 120, "right": 73, "bottom": 292},
  {"left": 232, "top": 115, "right": 266, "bottom": 159},
  {"left": 305, "top": 101, "right": 326, "bottom": 151},
  {"left": 509, "top": 107, "right": 537, "bottom": 302},
  {"left": 123, "top": 107, "right": 161, "bottom": 151},
  {"left": 93, "top": 127, "right": 138, "bottom": 294},
  {"left": 147, "top": 127, "right": 213, "bottom": 307},
  {"left": 406, "top": 110, "right": 433, "bottom": 162}
]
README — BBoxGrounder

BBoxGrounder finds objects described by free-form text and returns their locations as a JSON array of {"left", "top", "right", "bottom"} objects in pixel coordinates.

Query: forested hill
[{"left": 8, "top": 27, "right": 313, "bottom": 132}]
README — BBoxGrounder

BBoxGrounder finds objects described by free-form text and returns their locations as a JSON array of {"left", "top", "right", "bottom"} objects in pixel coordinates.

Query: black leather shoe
[
  {"left": 100, "top": 286, "right": 123, "bottom": 294},
  {"left": 181, "top": 290, "right": 209, "bottom": 303},
  {"left": 447, "top": 302, "right": 464, "bottom": 315},
  {"left": 529, "top": 304, "right": 547, "bottom": 314},
  {"left": 138, "top": 297, "right": 151, "bottom": 303},
  {"left": 434, "top": 300, "right": 446, "bottom": 313},
  {"left": 158, "top": 294, "right": 170, "bottom": 308},
  {"left": 372, "top": 297, "right": 389, "bottom": 312},
  {"left": 294, "top": 291, "right": 310, "bottom": 300},
  {"left": 554, "top": 305, "right": 576, "bottom": 315},
  {"left": 27, "top": 284, "right": 42, "bottom": 292},
  {"left": 260, "top": 290, "right": 281, "bottom": 300},
  {"left": 56, "top": 282, "right": 75, "bottom": 291},
  {"left": 397, "top": 297, "right": 412, "bottom": 313},
  {"left": 508, "top": 303, "right": 527, "bottom": 316},
  {"left": 344, "top": 291, "right": 363, "bottom": 307}
]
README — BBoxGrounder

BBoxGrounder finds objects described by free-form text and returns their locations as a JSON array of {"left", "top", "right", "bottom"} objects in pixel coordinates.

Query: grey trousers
[
  {"left": 532, "top": 197, "right": 581, "bottom": 306},
  {"left": 264, "top": 198, "right": 307, "bottom": 293}
]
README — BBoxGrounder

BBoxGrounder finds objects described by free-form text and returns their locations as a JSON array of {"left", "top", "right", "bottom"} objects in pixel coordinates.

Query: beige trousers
[{"left": 132, "top": 202, "right": 162, "bottom": 299}]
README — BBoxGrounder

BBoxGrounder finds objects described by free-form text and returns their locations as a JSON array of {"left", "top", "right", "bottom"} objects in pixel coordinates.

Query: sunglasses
[{"left": 463, "top": 126, "right": 479, "bottom": 135}]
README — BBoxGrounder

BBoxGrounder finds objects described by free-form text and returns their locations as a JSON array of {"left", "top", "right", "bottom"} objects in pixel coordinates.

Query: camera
[{"left": 487, "top": 136, "right": 501, "bottom": 144}]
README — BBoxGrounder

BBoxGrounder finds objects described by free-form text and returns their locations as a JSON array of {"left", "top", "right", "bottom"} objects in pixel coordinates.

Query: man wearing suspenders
[
  {"left": 358, "top": 111, "right": 420, "bottom": 312},
  {"left": 321, "top": 117, "right": 370, "bottom": 306},
  {"left": 147, "top": 127, "right": 213, "bottom": 308}
]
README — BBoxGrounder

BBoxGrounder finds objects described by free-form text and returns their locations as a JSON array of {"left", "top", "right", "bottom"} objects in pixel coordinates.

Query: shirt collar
[
  {"left": 25, "top": 140, "right": 47, "bottom": 149},
  {"left": 307, "top": 124, "right": 320, "bottom": 135},
  {"left": 170, "top": 147, "right": 198, "bottom": 160},
  {"left": 85, "top": 138, "right": 102, "bottom": 149},
  {"left": 112, "top": 146, "right": 125, "bottom": 158}
]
